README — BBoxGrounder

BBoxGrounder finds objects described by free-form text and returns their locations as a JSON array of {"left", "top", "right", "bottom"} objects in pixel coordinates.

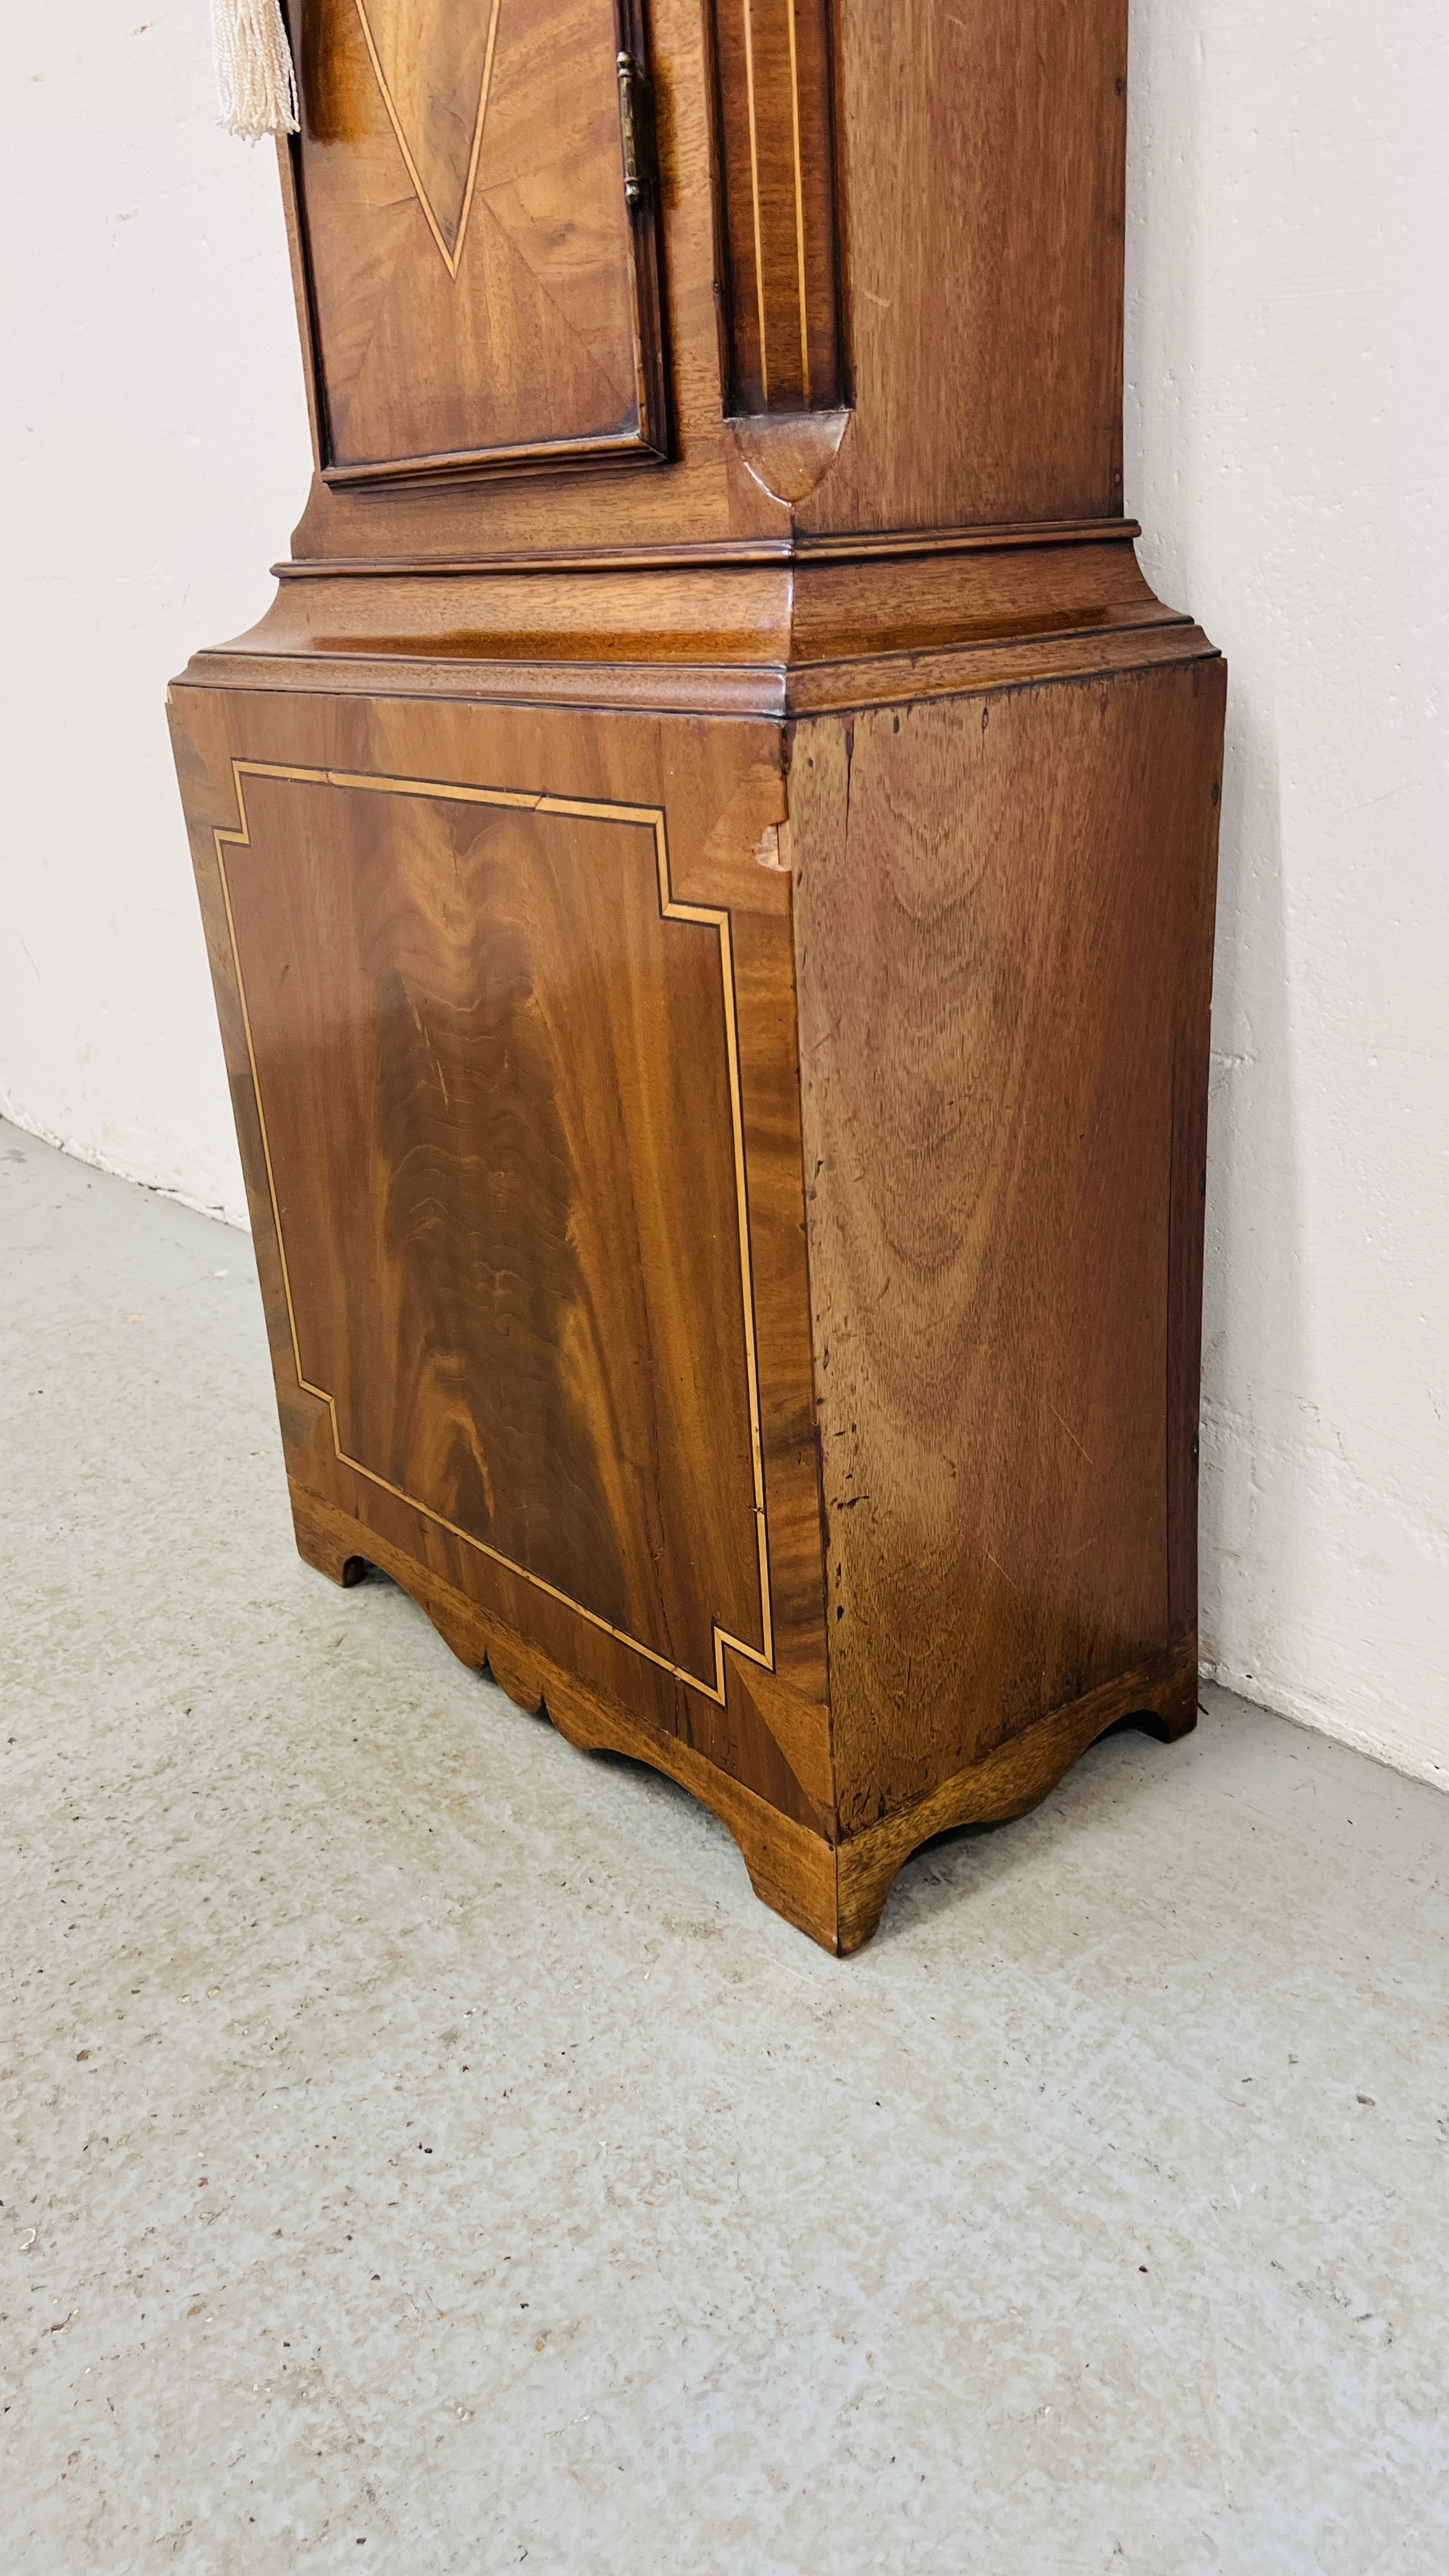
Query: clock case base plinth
[
  {"left": 168, "top": 528, "right": 1223, "bottom": 1955},
  {"left": 295, "top": 1475, "right": 1197, "bottom": 1956}
]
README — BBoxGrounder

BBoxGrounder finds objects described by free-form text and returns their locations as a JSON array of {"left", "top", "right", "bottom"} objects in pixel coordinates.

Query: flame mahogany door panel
[
  {"left": 172, "top": 682, "right": 835, "bottom": 1846},
  {"left": 222, "top": 770, "right": 767, "bottom": 1695},
  {"left": 288, "top": 0, "right": 667, "bottom": 480}
]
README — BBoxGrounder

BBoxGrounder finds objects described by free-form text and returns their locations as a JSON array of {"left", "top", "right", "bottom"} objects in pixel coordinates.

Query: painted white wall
[
  {"left": 1, "top": 8, "right": 1444, "bottom": 1772},
  {"left": 1124, "top": 0, "right": 1449, "bottom": 1782},
  {"left": 0, "top": 4, "right": 310, "bottom": 1222}
]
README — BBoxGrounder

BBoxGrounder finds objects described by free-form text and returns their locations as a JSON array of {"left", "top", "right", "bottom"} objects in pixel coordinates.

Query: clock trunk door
[{"left": 289, "top": 0, "right": 666, "bottom": 484}]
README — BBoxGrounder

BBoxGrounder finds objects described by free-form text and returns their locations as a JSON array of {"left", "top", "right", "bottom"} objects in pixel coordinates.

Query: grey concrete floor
[{"left": 3, "top": 1119, "right": 1448, "bottom": 2576}]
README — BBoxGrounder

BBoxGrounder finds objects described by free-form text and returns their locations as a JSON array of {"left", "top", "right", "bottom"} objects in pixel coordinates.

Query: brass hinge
[{"left": 617, "top": 50, "right": 655, "bottom": 211}]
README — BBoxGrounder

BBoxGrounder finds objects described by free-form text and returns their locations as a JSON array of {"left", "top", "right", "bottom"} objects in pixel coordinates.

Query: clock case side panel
[
  {"left": 794, "top": 0, "right": 1130, "bottom": 536},
  {"left": 166, "top": 674, "right": 835, "bottom": 1883},
  {"left": 789, "top": 650, "right": 1227, "bottom": 1862}
]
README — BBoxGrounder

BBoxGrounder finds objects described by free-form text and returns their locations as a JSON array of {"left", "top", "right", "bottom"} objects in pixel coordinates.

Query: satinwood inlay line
[
  {"left": 738, "top": 0, "right": 815, "bottom": 404},
  {"left": 214, "top": 757, "right": 775, "bottom": 1705},
  {"left": 739, "top": 0, "right": 771, "bottom": 402},
  {"left": 352, "top": 0, "right": 504, "bottom": 279},
  {"left": 783, "top": 0, "right": 811, "bottom": 401},
  {"left": 714, "top": 0, "right": 842, "bottom": 416}
]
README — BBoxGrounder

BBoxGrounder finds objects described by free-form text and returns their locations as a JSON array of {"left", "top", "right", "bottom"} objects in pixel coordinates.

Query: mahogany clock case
[{"left": 167, "top": 0, "right": 1225, "bottom": 1954}]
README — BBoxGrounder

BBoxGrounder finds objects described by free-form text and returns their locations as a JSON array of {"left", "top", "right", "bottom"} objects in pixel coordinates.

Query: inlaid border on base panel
[{"left": 218, "top": 756, "right": 773, "bottom": 1710}]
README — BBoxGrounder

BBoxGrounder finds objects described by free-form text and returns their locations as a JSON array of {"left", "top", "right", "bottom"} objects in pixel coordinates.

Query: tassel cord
[{"left": 213, "top": 0, "right": 300, "bottom": 142}]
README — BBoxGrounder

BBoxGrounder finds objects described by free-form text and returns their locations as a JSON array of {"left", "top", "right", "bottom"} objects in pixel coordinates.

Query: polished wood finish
[
  {"left": 169, "top": 0, "right": 1223, "bottom": 1949},
  {"left": 832, "top": 1654, "right": 1200, "bottom": 1954},
  {"left": 218, "top": 762, "right": 768, "bottom": 1694},
  {"left": 287, "top": 0, "right": 667, "bottom": 479},
  {"left": 279, "top": 0, "right": 1131, "bottom": 559},
  {"left": 802, "top": 0, "right": 1129, "bottom": 533},
  {"left": 292, "top": 1480, "right": 1194, "bottom": 1954},
  {"left": 709, "top": 0, "right": 845, "bottom": 415},
  {"left": 791, "top": 665, "right": 1225, "bottom": 1831}
]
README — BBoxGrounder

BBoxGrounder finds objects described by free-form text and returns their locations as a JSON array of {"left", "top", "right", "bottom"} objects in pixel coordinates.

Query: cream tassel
[{"left": 212, "top": 0, "right": 300, "bottom": 141}]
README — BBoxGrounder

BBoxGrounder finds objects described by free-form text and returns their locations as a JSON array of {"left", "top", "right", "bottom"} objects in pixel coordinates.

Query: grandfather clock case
[{"left": 169, "top": 0, "right": 1225, "bottom": 1952}]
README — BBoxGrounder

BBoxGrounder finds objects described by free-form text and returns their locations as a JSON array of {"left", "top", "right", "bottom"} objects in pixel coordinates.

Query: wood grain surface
[
  {"left": 832, "top": 1650, "right": 1200, "bottom": 1952},
  {"left": 289, "top": 1484, "right": 1198, "bottom": 1954},
  {"left": 289, "top": 0, "right": 666, "bottom": 478},
  {"left": 191, "top": 535, "right": 1213, "bottom": 728},
  {"left": 219, "top": 762, "right": 765, "bottom": 1695},
  {"left": 709, "top": 0, "right": 844, "bottom": 415},
  {"left": 799, "top": 0, "right": 1129, "bottom": 535},
  {"left": 169, "top": 681, "right": 836, "bottom": 1800},
  {"left": 169, "top": 638, "right": 1223, "bottom": 1942},
  {"left": 790, "top": 661, "right": 1226, "bottom": 1833},
  {"left": 279, "top": 0, "right": 1134, "bottom": 562},
  {"left": 169, "top": 0, "right": 1226, "bottom": 1950}
]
